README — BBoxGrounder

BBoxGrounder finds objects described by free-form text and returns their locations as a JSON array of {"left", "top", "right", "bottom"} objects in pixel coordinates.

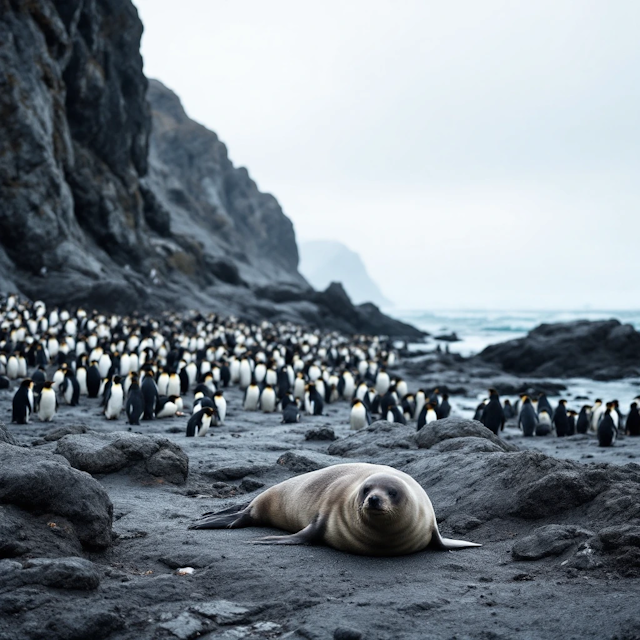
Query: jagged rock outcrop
[
  {"left": 0, "top": 0, "right": 423, "bottom": 338},
  {"left": 475, "top": 319, "right": 640, "bottom": 380}
]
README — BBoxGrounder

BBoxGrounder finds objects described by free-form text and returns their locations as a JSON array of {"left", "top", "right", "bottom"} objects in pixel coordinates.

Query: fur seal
[{"left": 189, "top": 463, "right": 481, "bottom": 556}]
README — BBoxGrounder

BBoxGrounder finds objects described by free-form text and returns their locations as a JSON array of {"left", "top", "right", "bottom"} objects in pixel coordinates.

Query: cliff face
[
  {"left": 145, "top": 80, "right": 304, "bottom": 288},
  {"left": 0, "top": 0, "right": 423, "bottom": 338},
  {"left": 0, "top": 0, "right": 154, "bottom": 310}
]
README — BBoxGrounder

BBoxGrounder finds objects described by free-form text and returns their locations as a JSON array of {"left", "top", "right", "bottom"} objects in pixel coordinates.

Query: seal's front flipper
[
  {"left": 189, "top": 503, "right": 254, "bottom": 530},
  {"left": 250, "top": 515, "right": 325, "bottom": 546}
]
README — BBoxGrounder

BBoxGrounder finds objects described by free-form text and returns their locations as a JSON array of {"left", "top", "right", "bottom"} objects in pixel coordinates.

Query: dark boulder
[
  {"left": 0, "top": 441, "right": 112, "bottom": 550},
  {"left": 415, "top": 416, "right": 517, "bottom": 452},
  {"left": 475, "top": 320, "right": 640, "bottom": 380},
  {"left": 327, "top": 421, "right": 418, "bottom": 459},
  {"left": 511, "top": 525, "right": 593, "bottom": 560},
  {"left": 0, "top": 557, "right": 101, "bottom": 591},
  {"left": 55, "top": 432, "right": 189, "bottom": 484}
]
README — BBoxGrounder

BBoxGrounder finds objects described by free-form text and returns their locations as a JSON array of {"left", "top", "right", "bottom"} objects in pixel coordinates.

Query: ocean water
[
  {"left": 396, "top": 309, "right": 640, "bottom": 357},
  {"left": 395, "top": 308, "right": 640, "bottom": 420}
]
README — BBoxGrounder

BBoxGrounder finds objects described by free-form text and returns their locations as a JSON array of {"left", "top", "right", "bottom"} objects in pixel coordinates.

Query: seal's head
[{"left": 357, "top": 473, "right": 407, "bottom": 520}]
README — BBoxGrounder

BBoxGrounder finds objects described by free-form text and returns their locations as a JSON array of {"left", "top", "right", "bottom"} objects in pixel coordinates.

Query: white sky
[{"left": 133, "top": 0, "right": 640, "bottom": 309}]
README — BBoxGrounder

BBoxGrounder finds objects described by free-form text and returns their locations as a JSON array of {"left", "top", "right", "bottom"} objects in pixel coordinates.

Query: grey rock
[
  {"left": 159, "top": 612, "right": 207, "bottom": 639},
  {"left": 512, "top": 525, "right": 593, "bottom": 560},
  {"left": 0, "top": 556, "right": 100, "bottom": 591},
  {"left": 0, "top": 424, "right": 17, "bottom": 445},
  {"left": 0, "top": 441, "right": 112, "bottom": 549},
  {"left": 277, "top": 450, "right": 338, "bottom": 473},
  {"left": 43, "top": 424, "right": 88, "bottom": 441},
  {"left": 598, "top": 524, "right": 640, "bottom": 550},
  {"left": 415, "top": 417, "right": 516, "bottom": 452},
  {"left": 191, "top": 600, "right": 250, "bottom": 624},
  {"left": 304, "top": 427, "right": 337, "bottom": 441},
  {"left": 55, "top": 431, "right": 188, "bottom": 484},
  {"left": 205, "top": 464, "right": 271, "bottom": 481},
  {"left": 431, "top": 436, "right": 507, "bottom": 454},
  {"left": 327, "top": 420, "right": 417, "bottom": 458},
  {"left": 333, "top": 628, "right": 364, "bottom": 640}
]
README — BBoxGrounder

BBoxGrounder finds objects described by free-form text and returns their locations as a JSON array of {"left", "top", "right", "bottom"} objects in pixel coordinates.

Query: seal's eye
[
  {"left": 388, "top": 489, "right": 397, "bottom": 498},
  {"left": 362, "top": 486, "right": 371, "bottom": 495}
]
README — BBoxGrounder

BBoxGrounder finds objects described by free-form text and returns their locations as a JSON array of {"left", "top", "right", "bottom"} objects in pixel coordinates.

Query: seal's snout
[{"left": 367, "top": 494, "right": 384, "bottom": 510}]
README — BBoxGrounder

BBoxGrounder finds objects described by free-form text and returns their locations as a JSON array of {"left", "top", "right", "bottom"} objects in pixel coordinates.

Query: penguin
[
  {"left": 76, "top": 363, "right": 88, "bottom": 396},
  {"left": 193, "top": 394, "right": 215, "bottom": 415},
  {"left": 590, "top": 399, "right": 604, "bottom": 432},
  {"left": 503, "top": 399, "right": 514, "bottom": 420},
  {"left": 6, "top": 354, "right": 18, "bottom": 380},
  {"left": 552, "top": 400, "right": 569, "bottom": 437},
  {"left": 379, "top": 386, "right": 399, "bottom": 417},
  {"left": 308, "top": 363, "right": 321, "bottom": 382},
  {"left": 156, "top": 395, "right": 180, "bottom": 419},
  {"left": 293, "top": 373, "right": 306, "bottom": 400},
  {"left": 31, "top": 366, "right": 47, "bottom": 393},
  {"left": 386, "top": 404, "right": 406, "bottom": 425},
  {"left": 194, "top": 383, "right": 214, "bottom": 399},
  {"left": 576, "top": 405, "right": 592, "bottom": 434},
  {"left": 473, "top": 400, "right": 487, "bottom": 422},
  {"left": 480, "top": 389, "right": 505, "bottom": 435},
  {"left": 37, "top": 381, "right": 57, "bottom": 422},
  {"left": 0, "top": 375, "right": 9, "bottom": 390},
  {"left": 282, "top": 399, "right": 301, "bottom": 424},
  {"left": 597, "top": 405, "right": 617, "bottom": 447},
  {"left": 340, "top": 370, "right": 355, "bottom": 400},
  {"left": 414, "top": 390, "right": 426, "bottom": 421},
  {"left": 416, "top": 402, "right": 438, "bottom": 431},
  {"left": 429, "top": 388, "right": 441, "bottom": 410},
  {"left": 254, "top": 362, "right": 267, "bottom": 384},
  {"left": 104, "top": 376, "right": 124, "bottom": 420},
  {"left": 141, "top": 371, "right": 159, "bottom": 420},
  {"left": 238, "top": 358, "right": 252, "bottom": 389},
  {"left": 625, "top": 402, "right": 640, "bottom": 436},
  {"left": 186, "top": 406, "right": 215, "bottom": 437},
  {"left": 566, "top": 410, "right": 577, "bottom": 436},
  {"left": 304, "top": 383, "right": 324, "bottom": 416},
  {"left": 243, "top": 384, "right": 260, "bottom": 411},
  {"left": 518, "top": 397, "right": 539, "bottom": 437},
  {"left": 395, "top": 378, "right": 408, "bottom": 400},
  {"left": 260, "top": 385, "right": 277, "bottom": 413},
  {"left": 12, "top": 378, "right": 34, "bottom": 424},
  {"left": 436, "top": 393, "right": 451, "bottom": 419},
  {"left": 375, "top": 369, "right": 390, "bottom": 396},
  {"left": 401, "top": 393, "right": 416, "bottom": 421},
  {"left": 125, "top": 381, "right": 145, "bottom": 425},
  {"left": 157, "top": 369, "right": 170, "bottom": 396},
  {"left": 350, "top": 399, "right": 371, "bottom": 431},
  {"left": 61, "top": 370, "right": 80, "bottom": 406},
  {"left": 213, "top": 391, "right": 227, "bottom": 424},
  {"left": 537, "top": 393, "right": 553, "bottom": 418},
  {"left": 536, "top": 409, "right": 552, "bottom": 436},
  {"left": 87, "top": 361, "right": 101, "bottom": 398}
]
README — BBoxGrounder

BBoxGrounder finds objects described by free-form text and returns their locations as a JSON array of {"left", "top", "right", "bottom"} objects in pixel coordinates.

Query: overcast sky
[{"left": 134, "top": 0, "right": 640, "bottom": 309}]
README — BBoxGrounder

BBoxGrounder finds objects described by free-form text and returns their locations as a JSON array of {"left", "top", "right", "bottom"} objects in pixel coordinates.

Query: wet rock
[
  {"left": 0, "top": 441, "right": 112, "bottom": 549},
  {"left": 159, "top": 612, "right": 206, "bottom": 639},
  {"left": 334, "top": 628, "right": 364, "bottom": 640},
  {"left": 0, "top": 424, "right": 17, "bottom": 445},
  {"left": 512, "top": 525, "right": 593, "bottom": 560},
  {"left": 277, "top": 450, "right": 337, "bottom": 473},
  {"left": 431, "top": 437, "right": 507, "bottom": 454},
  {"left": 0, "top": 557, "right": 101, "bottom": 591},
  {"left": 305, "top": 427, "right": 337, "bottom": 441},
  {"left": 191, "top": 600, "right": 250, "bottom": 624},
  {"left": 43, "top": 424, "right": 88, "bottom": 441},
  {"left": 55, "top": 432, "right": 188, "bottom": 484},
  {"left": 415, "top": 417, "right": 517, "bottom": 452},
  {"left": 159, "top": 553, "right": 217, "bottom": 570},
  {"left": 476, "top": 319, "right": 640, "bottom": 380},
  {"left": 239, "top": 478, "right": 265, "bottom": 492},
  {"left": 327, "top": 421, "right": 417, "bottom": 458},
  {"left": 205, "top": 464, "right": 271, "bottom": 481},
  {"left": 598, "top": 525, "right": 640, "bottom": 550}
]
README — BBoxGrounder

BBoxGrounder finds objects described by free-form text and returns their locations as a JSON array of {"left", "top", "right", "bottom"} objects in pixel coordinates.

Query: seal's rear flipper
[
  {"left": 431, "top": 528, "right": 481, "bottom": 550},
  {"left": 189, "top": 503, "right": 253, "bottom": 530},
  {"left": 250, "top": 515, "right": 325, "bottom": 546}
]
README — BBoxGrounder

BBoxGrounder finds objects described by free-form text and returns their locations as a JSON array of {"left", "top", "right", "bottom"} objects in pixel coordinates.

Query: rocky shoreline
[{"left": 2, "top": 360, "right": 640, "bottom": 640}]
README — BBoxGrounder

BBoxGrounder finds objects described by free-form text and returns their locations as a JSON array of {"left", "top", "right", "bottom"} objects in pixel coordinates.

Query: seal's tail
[
  {"left": 431, "top": 527, "right": 482, "bottom": 550},
  {"left": 188, "top": 502, "right": 253, "bottom": 530}
]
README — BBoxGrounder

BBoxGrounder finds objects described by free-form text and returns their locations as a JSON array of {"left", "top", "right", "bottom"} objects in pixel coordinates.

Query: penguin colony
[
  {"left": 2, "top": 295, "right": 637, "bottom": 448},
  {"left": 1, "top": 295, "right": 448, "bottom": 435},
  {"left": 473, "top": 389, "right": 640, "bottom": 447}
]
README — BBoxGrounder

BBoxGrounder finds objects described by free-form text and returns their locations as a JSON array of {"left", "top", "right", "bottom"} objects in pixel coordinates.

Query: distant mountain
[{"left": 299, "top": 241, "right": 393, "bottom": 308}]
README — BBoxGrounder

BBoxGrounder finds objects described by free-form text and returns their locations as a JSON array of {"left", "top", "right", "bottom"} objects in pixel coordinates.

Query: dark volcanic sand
[{"left": 1, "top": 369, "right": 640, "bottom": 640}]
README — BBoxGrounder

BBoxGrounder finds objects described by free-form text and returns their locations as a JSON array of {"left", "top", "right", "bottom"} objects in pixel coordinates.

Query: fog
[{"left": 134, "top": 0, "right": 640, "bottom": 309}]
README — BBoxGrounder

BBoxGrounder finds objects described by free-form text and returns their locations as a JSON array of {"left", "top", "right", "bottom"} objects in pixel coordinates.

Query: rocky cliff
[{"left": 0, "top": 0, "right": 423, "bottom": 338}]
